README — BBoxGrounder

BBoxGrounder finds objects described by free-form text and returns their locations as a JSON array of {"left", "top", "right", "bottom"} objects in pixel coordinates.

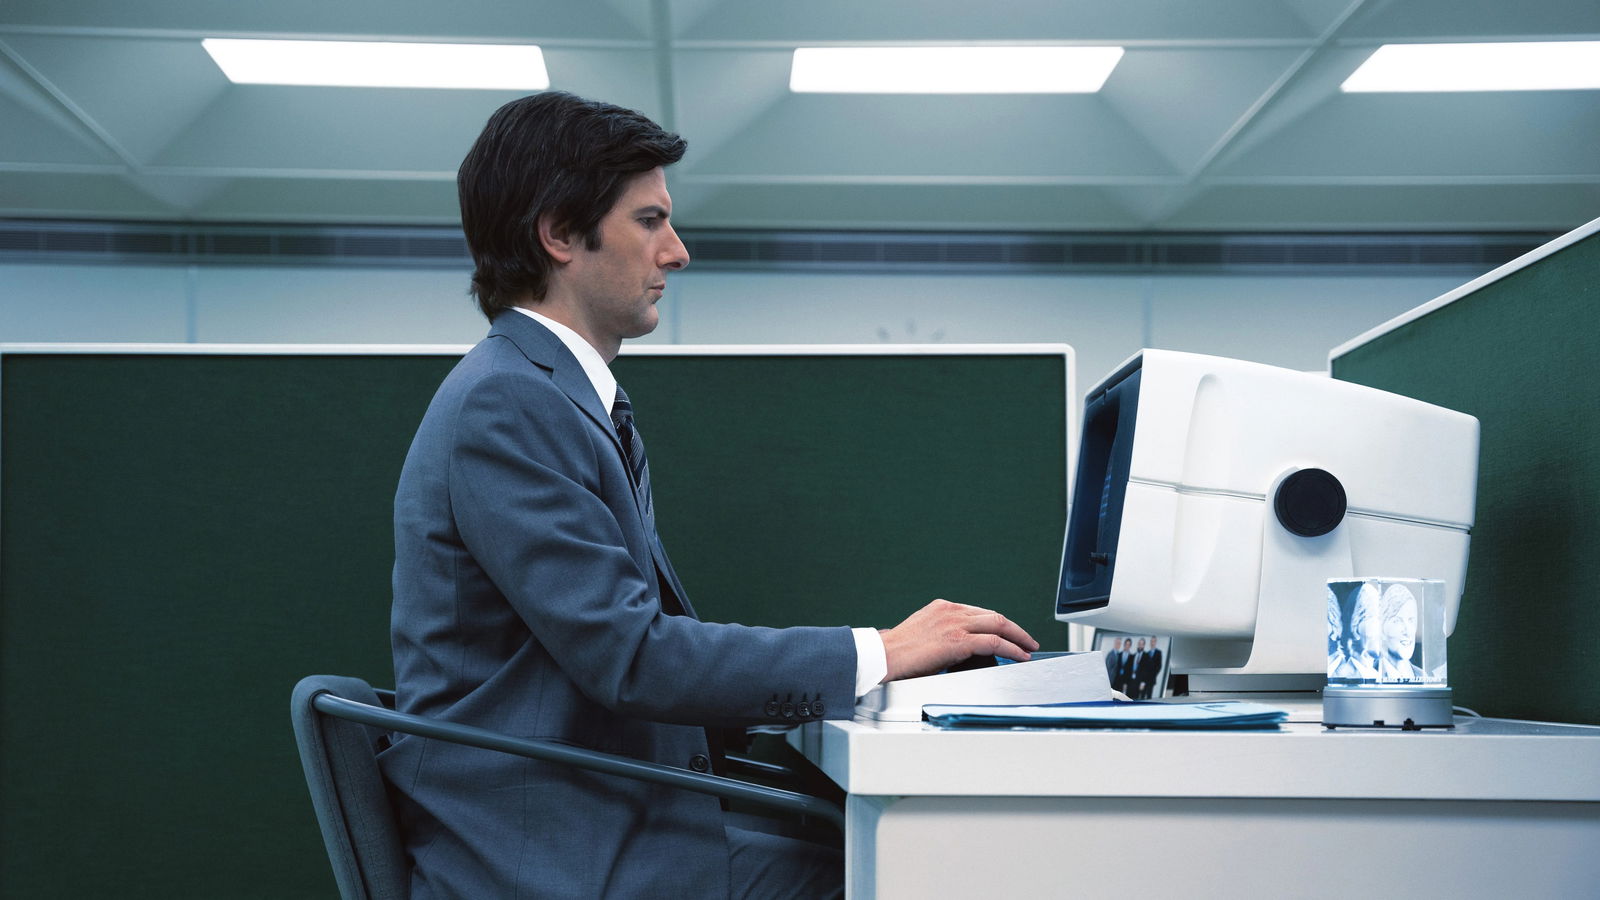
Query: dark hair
[{"left": 458, "top": 91, "right": 687, "bottom": 319}]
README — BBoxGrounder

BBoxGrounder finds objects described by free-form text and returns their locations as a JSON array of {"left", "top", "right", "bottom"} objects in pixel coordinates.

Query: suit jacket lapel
[
  {"left": 489, "top": 312, "right": 697, "bottom": 620},
  {"left": 489, "top": 312, "right": 621, "bottom": 457}
]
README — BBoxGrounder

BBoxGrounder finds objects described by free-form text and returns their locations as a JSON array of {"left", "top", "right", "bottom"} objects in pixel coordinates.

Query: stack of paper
[
  {"left": 855, "top": 651, "right": 1111, "bottom": 722},
  {"left": 923, "top": 699, "right": 1287, "bottom": 729}
]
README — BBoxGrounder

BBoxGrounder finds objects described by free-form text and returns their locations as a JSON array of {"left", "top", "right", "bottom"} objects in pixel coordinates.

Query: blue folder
[{"left": 923, "top": 699, "right": 1287, "bottom": 730}]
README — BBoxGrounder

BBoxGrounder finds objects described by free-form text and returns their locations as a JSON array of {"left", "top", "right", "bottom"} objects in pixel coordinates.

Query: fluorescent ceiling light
[
  {"left": 789, "top": 46, "right": 1123, "bottom": 94},
  {"left": 1342, "top": 41, "right": 1600, "bottom": 92},
  {"left": 201, "top": 39, "right": 549, "bottom": 90}
]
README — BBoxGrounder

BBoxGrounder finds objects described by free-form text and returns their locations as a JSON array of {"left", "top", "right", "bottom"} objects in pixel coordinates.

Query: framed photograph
[{"left": 1092, "top": 630, "right": 1172, "bottom": 699}]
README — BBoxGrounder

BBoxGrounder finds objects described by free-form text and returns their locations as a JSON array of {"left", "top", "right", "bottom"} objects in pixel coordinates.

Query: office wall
[{"left": 1, "top": 262, "right": 1464, "bottom": 385}]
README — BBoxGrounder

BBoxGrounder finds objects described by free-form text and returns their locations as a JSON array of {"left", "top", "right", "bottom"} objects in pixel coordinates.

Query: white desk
[{"left": 791, "top": 716, "right": 1600, "bottom": 899}]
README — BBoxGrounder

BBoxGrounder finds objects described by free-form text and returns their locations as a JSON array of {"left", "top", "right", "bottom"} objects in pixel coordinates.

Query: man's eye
[{"left": 640, "top": 216, "right": 663, "bottom": 229}]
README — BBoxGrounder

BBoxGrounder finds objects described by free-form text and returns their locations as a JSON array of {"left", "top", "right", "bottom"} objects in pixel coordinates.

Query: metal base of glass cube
[{"left": 1322, "top": 684, "right": 1454, "bottom": 729}]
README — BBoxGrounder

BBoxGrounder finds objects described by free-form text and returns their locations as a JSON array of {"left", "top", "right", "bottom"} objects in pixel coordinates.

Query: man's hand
[{"left": 878, "top": 599, "right": 1040, "bottom": 682}]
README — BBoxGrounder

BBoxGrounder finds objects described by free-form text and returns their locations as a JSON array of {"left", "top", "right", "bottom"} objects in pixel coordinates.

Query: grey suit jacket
[{"left": 381, "top": 311, "right": 857, "bottom": 898}]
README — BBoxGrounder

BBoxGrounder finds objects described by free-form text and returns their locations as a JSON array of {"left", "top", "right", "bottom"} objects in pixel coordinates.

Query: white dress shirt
[{"left": 512, "top": 307, "right": 888, "bottom": 697}]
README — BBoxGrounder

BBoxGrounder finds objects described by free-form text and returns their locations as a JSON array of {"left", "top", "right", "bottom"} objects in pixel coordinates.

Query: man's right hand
[{"left": 878, "top": 599, "right": 1040, "bottom": 682}]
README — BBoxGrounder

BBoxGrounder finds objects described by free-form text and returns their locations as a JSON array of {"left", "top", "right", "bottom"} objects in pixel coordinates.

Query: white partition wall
[{"left": 0, "top": 263, "right": 1462, "bottom": 384}]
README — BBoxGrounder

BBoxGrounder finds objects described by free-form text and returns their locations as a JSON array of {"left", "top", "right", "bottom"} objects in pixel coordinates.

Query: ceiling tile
[
  {"left": 541, "top": 48, "right": 663, "bottom": 123},
  {"left": 672, "top": 49, "right": 791, "bottom": 165},
  {"left": 676, "top": 182, "right": 1147, "bottom": 230},
  {"left": 1341, "top": 0, "right": 1600, "bottom": 39},
  {"left": 0, "top": 0, "right": 651, "bottom": 42},
  {"left": 0, "top": 171, "right": 169, "bottom": 217},
  {"left": 1212, "top": 93, "right": 1600, "bottom": 177},
  {"left": 690, "top": 95, "right": 1178, "bottom": 177},
  {"left": 1100, "top": 46, "right": 1308, "bottom": 173},
  {"left": 189, "top": 176, "right": 459, "bottom": 223},
  {"left": 3, "top": 34, "right": 229, "bottom": 163},
  {"left": 0, "top": 88, "right": 121, "bottom": 163},
  {"left": 1166, "top": 182, "right": 1600, "bottom": 230},
  {"left": 1199, "top": 44, "right": 1383, "bottom": 171},
  {"left": 1278, "top": 0, "right": 1363, "bottom": 36},
  {"left": 675, "top": 0, "right": 1319, "bottom": 43},
  {"left": 0, "top": 42, "right": 123, "bottom": 155},
  {"left": 123, "top": 171, "right": 232, "bottom": 214},
  {"left": 148, "top": 86, "right": 515, "bottom": 172}
]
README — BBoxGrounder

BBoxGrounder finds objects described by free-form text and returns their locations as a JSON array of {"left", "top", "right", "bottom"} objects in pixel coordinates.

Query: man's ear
[{"left": 536, "top": 215, "right": 577, "bottom": 264}]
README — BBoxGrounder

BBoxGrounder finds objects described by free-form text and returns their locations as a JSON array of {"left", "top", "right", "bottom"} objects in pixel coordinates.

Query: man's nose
[{"left": 660, "top": 224, "right": 689, "bottom": 270}]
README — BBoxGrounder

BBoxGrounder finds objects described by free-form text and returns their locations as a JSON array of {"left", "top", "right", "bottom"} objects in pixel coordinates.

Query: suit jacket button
[
  {"left": 813, "top": 699, "right": 825, "bottom": 717},
  {"left": 764, "top": 700, "right": 780, "bottom": 716},
  {"left": 689, "top": 754, "right": 710, "bottom": 773},
  {"left": 797, "top": 702, "right": 812, "bottom": 717},
  {"left": 781, "top": 702, "right": 795, "bottom": 718}
]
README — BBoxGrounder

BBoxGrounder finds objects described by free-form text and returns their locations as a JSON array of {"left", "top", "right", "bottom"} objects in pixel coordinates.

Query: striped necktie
[
  {"left": 610, "top": 385, "right": 655, "bottom": 526},
  {"left": 611, "top": 384, "right": 695, "bottom": 618}
]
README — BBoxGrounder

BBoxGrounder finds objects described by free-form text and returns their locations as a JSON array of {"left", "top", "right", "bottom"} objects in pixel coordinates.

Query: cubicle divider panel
[
  {"left": 0, "top": 352, "right": 454, "bottom": 899},
  {"left": 0, "top": 346, "right": 1071, "bottom": 897},
  {"left": 613, "top": 351, "right": 1071, "bottom": 644},
  {"left": 1331, "top": 227, "right": 1599, "bottom": 726}
]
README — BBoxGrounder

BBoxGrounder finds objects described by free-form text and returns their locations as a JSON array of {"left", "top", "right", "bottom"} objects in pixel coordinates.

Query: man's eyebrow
[{"left": 633, "top": 204, "right": 670, "bottom": 218}]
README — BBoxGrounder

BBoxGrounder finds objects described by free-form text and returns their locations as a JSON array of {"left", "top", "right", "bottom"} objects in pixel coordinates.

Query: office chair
[{"left": 290, "top": 674, "right": 845, "bottom": 900}]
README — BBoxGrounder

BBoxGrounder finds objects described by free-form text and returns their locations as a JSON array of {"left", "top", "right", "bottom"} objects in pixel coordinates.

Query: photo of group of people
[
  {"left": 1326, "top": 579, "right": 1432, "bottom": 682},
  {"left": 1093, "top": 632, "right": 1170, "bottom": 699}
]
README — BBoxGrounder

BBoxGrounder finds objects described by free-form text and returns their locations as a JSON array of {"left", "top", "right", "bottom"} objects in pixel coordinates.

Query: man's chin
[{"left": 625, "top": 310, "right": 661, "bottom": 339}]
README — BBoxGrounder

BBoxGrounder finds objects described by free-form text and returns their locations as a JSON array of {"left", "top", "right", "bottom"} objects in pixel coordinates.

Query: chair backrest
[{"left": 290, "top": 675, "right": 409, "bottom": 900}]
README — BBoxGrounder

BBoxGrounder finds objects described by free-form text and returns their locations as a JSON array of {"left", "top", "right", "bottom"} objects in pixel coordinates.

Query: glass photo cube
[{"left": 1325, "top": 577, "right": 1447, "bottom": 685}]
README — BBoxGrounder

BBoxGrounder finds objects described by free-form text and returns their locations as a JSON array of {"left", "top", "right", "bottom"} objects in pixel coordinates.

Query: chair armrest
[
  {"left": 724, "top": 753, "right": 800, "bottom": 783},
  {"left": 312, "top": 693, "right": 844, "bottom": 832}
]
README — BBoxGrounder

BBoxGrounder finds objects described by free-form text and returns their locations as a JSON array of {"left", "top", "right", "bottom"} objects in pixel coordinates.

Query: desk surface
[{"left": 793, "top": 716, "right": 1600, "bottom": 802}]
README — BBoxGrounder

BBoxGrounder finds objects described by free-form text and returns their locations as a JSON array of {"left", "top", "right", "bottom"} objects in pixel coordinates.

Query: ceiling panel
[
  {"left": 0, "top": 170, "right": 176, "bottom": 217},
  {"left": 1167, "top": 182, "right": 1600, "bottom": 230},
  {"left": 0, "top": 0, "right": 652, "bottom": 42},
  {"left": 675, "top": 0, "right": 1324, "bottom": 43},
  {"left": 688, "top": 94, "right": 1178, "bottom": 178},
  {"left": 147, "top": 86, "right": 507, "bottom": 173},
  {"left": 191, "top": 176, "right": 461, "bottom": 223},
  {"left": 1099, "top": 46, "right": 1309, "bottom": 173},
  {"left": 675, "top": 182, "right": 1149, "bottom": 231},
  {"left": 1214, "top": 93, "right": 1600, "bottom": 177},
  {"left": 1341, "top": 0, "right": 1600, "bottom": 39},
  {"left": 2, "top": 34, "right": 229, "bottom": 163},
  {"left": 1, "top": 0, "right": 1595, "bottom": 231},
  {"left": 0, "top": 90, "right": 119, "bottom": 163}
]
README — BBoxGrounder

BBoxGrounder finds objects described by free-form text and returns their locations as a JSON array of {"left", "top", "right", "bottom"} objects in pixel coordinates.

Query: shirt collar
[{"left": 512, "top": 307, "right": 618, "bottom": 414}]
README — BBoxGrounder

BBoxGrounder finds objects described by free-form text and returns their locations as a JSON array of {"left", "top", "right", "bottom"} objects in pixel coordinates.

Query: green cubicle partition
[
  {"left": 1330, "top": 219, "right": 1599, "bottom": 727},
  {"left": 0, "top": 344, "right": 1071, "bottom": 898}
]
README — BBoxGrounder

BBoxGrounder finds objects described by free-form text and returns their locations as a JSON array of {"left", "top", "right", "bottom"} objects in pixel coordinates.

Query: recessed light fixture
[
  {"left": 789, "top": 46, "right": 1124, "bottom": 94},
  {"left": 1342, "top": 41, "right": 1600, "bottom": 92},
  {"left": 201, "top": 39, "right": 550, "bottom": 90}
]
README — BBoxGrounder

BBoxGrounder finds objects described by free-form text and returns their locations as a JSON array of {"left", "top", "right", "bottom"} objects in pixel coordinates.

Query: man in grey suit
[{"left": 382, "top": 91, "right": 1039, "bottom": 898}]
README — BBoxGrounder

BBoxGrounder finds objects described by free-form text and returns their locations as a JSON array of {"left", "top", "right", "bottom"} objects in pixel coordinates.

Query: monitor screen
[{"left": 1057, "top": 361, "right": 1141, "bottom": 618}]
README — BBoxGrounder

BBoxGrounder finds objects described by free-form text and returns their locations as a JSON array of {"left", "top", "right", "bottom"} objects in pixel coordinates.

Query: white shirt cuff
[{"left": 851, "top": 627, "right": 888, "bottom": 698}]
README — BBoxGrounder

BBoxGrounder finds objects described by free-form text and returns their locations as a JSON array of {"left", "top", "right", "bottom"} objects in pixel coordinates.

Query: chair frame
[{"left": 292, "top": 675, "right": 845, "bottom": 898}]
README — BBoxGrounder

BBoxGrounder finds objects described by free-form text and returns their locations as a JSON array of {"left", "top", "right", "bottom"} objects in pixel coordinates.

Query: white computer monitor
[{"left": 1055, "top": 350, "right": 1478, "bottom": 689}]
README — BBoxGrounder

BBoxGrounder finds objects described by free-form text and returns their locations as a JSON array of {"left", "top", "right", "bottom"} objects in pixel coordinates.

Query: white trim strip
[
  {"left": 0, "top": 343, "right": 474, "bottom": 355},
  {"left": 1328, "top": 213, "right": 1600, "bottom": 365},
  {"left": 1129, "top": 478, "right": 1472, "bottom": 532},
  {"left": 622, "top": 342, "right": 1075, "bottom": 357},
  {"left": 0, "top": 342, "right": 1075, "bottom": 357}
]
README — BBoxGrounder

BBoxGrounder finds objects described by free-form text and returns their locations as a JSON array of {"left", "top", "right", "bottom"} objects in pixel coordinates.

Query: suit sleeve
[{"left": 447, "top": 366, "right": 856, "bottom": 726}]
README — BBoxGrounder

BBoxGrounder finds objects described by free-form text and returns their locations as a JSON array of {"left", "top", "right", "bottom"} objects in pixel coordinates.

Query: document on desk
[
  {"left": 923, "top": 700, "right": 1288, "bottom": 730},
  {"left": 856, "top": 651, "right": 1111, "bottom": 722}
]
